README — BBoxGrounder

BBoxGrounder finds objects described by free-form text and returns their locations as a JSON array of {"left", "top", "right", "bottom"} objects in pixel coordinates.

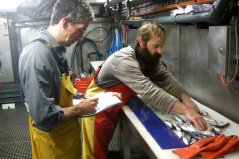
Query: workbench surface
[{"left": 122, "top": 97, "right": 239, "bottom": 159}]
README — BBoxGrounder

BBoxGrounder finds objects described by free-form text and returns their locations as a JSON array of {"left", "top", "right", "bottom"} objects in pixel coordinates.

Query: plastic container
[{"left": 74, "top": 77, "right": 92, "bottom": 94}]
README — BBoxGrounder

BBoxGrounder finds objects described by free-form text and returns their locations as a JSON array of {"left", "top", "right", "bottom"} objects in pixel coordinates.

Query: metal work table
[{"left": 121, "top": 96, "right": 239, "bottom": 159}]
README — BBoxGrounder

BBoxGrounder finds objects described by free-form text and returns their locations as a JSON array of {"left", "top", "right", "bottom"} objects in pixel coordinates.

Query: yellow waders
[{"left": 29, "top": 73, "right": 82, "bottom": 159}]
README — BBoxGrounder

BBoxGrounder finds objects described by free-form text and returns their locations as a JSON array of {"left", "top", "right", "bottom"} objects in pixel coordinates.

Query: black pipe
[{"left": 123, "top": 0, "right": 234, "bottom": 26}]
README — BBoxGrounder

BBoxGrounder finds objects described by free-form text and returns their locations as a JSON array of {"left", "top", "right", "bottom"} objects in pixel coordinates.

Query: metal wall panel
[
  {"left": 169, "top": 25, "right": 239, "bottom": 123},
  {"left": 162, "top": 25, "right": 181, "bottom": 81},
  {"left": 127, "top": 24, "right": 239, "bottom": 123},
  {"left": 208, "top": 26, "right": 229, "bottom": 75},
  {"left": 0, "top": 18, "right": 14, "bottom": 83}
]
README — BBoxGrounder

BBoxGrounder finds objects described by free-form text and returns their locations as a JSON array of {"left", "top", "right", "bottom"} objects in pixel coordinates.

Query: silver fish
[
  {"left": 200, "top": 110, "right": 208, "bottom": 116},
  {"left": 215, "top": 121, "right": 230, "bottom": 128},
  {"left": 164, "top": 120, "right": 173, "bottom": 129},
  {"left": 173, "top": 114, "right": 186, "bottom": 124},
  {"left": 212, "top": 127, "right": 222, "bottom": 135},
  {"left": 203, "top": 116, "right": 218, "bottom": 126}
]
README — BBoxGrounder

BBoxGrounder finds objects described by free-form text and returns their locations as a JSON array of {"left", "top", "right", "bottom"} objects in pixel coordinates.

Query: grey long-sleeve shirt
[
  {"left": 97, "top": 46, "right": 187, "bottom": 114},
  {"left": 18, "top": 30, "right": 65, "bottom": 131}
]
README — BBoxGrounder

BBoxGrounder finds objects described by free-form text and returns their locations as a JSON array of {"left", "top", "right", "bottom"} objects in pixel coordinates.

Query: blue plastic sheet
[{"left": 127, "top": 96, "right": 187, "bottom": 149}]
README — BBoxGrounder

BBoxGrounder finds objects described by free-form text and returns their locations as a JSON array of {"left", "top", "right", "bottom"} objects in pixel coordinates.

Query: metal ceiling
[
  {"left": 17, "top": 0, "right": 56, "bottom": 20},
  {"left": 0, "top": 0, "right": 105, "bottom": 21},
  {"left": 0, "top": 0, "right": 55, "bottom": 20}
]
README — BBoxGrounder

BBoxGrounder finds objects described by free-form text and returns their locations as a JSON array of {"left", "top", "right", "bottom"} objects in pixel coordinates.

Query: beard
[{"left": 136, "top": 43, "right": 161, "bottom": 76}]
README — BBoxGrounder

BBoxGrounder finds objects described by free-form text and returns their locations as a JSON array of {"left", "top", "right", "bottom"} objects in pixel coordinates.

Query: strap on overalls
[{"left": 28, "top": 39, "right": 81, "bottom": 159}]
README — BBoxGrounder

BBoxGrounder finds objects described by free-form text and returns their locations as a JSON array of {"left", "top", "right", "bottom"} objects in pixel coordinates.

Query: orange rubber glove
[
  {"left": 173, "top": 135, "right": 221, "bottom": 159},
  {"left": 200, "top": 136, "right": 239, "bottom": 159},
  {"left": 199, "top": 134, "right": 228, "bottom": 152}
]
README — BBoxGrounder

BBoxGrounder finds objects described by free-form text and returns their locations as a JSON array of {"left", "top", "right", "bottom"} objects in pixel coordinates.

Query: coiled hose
[{"left": 71, "top": 38, "right": 102, "bottom": 77}]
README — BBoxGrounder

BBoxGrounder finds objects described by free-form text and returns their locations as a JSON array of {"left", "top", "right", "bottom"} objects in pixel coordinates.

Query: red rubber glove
[
  {"left": 201, "top": 136, "right": 239, "bottom": 159},
  {"left": 200, "top": 134, "right": 227, "bottom": 152},
  {"left": 173, "top": 135, "right": 220, "bottom": 159}
]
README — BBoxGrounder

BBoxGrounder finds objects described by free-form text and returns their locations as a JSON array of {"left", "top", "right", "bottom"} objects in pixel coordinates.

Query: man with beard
[{"left": 81, "top": 22, "right": 207, "bottom": 159}]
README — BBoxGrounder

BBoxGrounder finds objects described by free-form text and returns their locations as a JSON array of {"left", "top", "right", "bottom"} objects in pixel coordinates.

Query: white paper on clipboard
[{"left": 73, "top": 92, "right": 122, "bottom": 117}]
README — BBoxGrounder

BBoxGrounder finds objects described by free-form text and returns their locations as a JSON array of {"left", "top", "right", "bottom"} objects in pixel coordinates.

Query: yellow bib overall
[{"left": 29, "top": 73, "right": 81, "bottom": 159}]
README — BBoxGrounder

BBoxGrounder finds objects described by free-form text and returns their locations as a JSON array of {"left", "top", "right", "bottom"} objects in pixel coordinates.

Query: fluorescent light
[{"left": 0, "top": 0, "right": 26, "bottom": 12}]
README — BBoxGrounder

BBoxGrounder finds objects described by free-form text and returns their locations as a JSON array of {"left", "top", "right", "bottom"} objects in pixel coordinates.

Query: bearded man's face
[{"left": 137, "top": 34, "right": 165, "bottom": 67}]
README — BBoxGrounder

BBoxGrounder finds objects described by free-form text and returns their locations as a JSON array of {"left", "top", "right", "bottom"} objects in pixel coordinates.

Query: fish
[
  {"left": 172, "top": 114, "right": 186, "bottom": 124},
  {"left": 212, "top": 127, "right": 222, "bottom": 135},
  {"left": 200, "top": 110, "right": 209, "bottom": 116},
  {"left": 164, "top": 120, "right": 173, "bottom": 129},
  {"left": 214, "top": 121, "right": 230, "bottom": 128},
  {"left": 201, "top": 110, "right": 229, "bottom": 128},
  {"left": 166, "top": 110, "right": 226, "bottom": 146},
  {"left": 164, "top": 120, "right": 191, "bottom": 145},
  {"left": 170, "top": 112, "right": 223, "bottom": 143},
  {"left": 203, "top": 115, "right": 218, "bottom": 126}
]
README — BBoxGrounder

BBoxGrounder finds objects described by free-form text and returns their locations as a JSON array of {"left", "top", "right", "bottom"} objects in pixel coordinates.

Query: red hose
[{"left": 220, "top": 74, "right": 231, "bottom": 87}]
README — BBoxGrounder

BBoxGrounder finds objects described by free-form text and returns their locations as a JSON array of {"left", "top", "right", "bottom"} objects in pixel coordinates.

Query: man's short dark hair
[{"left": 50, "top": 0, "right": 94, "bottom": 25}]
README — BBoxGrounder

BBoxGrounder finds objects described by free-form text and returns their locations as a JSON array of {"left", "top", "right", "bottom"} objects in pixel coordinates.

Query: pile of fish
[{"left": 164, "top": 110, "right": 230, "bottom": 145}]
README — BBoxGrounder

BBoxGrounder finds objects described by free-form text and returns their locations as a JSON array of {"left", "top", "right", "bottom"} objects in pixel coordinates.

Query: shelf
[
  {"left": 132, "top": 0, "right": 213, "bottom": 16},
  {"left": 128, "top": 0, "right": 154, "bottom": 6}
]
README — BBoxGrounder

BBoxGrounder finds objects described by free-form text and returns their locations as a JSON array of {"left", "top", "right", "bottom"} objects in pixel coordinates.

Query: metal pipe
[
  {"left": 123, "top": 0, "right": 232, "bottom": 26},
  {"left": 148, "top": 12, "right": 210, "bottom": 24}
]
